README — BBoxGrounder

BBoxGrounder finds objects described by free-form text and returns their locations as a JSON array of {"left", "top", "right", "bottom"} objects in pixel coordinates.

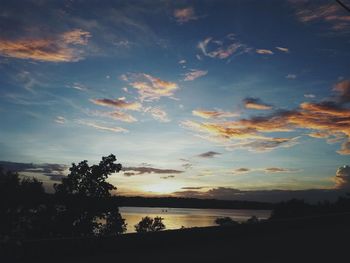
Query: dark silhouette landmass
[
  {"left": 114, "top": 196, "right": 273, "bottom": 210},
  {"left": 2, "top": 154, "right": 350, "bottom": 262}
]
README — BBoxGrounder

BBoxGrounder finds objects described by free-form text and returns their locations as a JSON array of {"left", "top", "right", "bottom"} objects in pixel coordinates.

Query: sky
[{"left": 0, "top": 0, "right": 350, "bottom": 202}]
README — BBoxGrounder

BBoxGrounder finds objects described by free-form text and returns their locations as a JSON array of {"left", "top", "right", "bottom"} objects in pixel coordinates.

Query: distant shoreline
[{"left": 114, "top": 196, "right": 274, "bottom": 210}]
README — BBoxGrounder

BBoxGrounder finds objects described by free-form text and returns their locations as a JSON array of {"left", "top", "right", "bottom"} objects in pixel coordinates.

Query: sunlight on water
[{"left": 119, "top": 207, "right": 271, "bottom": 233}]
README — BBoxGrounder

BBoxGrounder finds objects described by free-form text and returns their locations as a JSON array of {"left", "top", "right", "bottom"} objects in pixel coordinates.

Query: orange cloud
[
  {"left": 293, "top": 3, "right": 350, "bottom": 31},
  {"left": 334, "top": 80, "right": 350, "bottom": 103},
  {"left": 174, "top": 7, "right": 198, "bottom": 23},
  {"left": 192, "top": 109, "right": 238, "bottom": 119},
  {"left": 90, "top": 98, "right": 142, "bottom": 111},
  {"left": 0, "top": 29, "right": 91, "bottom": 62},
  {"left": 124, "top": 73, "right": 178, "bottom": 101}
]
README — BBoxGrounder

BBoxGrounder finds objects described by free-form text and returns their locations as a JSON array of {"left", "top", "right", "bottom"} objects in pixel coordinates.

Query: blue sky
[{"left": 1, "top": 0, "right": 350, "bottom": 201}]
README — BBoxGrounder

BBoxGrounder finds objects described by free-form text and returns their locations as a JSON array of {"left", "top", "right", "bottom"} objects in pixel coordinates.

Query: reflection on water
[{"left": 119, "top": 207, "right": 271, "bottom": 233}]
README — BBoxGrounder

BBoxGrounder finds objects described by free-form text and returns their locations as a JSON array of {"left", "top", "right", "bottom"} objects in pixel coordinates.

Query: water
[{"left": 119, "top": 206, "right": 271, "bottom": 233}]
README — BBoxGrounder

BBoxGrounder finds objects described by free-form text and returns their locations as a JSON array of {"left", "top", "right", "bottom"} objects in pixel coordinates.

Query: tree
[
  {"left": 134, "top": 216, "right": 165, "bottom": 233},
  {"left": 215, "top": 217, "right": 239, "bottom": 227},
  {"left": 54, "top": 154, "right": 121, "bottom": 198},
  {"left": 0, "top": 167, "right": 47, "bottom": 238},
  {"left": 53, "top": 154, "right": 125, "bottom": 237}
]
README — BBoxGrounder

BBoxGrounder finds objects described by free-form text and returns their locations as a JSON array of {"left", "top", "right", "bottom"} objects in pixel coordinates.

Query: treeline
[
  {"left": 270, "top": 197, "right": 350, "bottom": 220},
  {"left": 114, "top": 196, "right": 273, "bottom": 210},
  {"left": 0, "top": 155, "right": 126, "bottom": 240}
]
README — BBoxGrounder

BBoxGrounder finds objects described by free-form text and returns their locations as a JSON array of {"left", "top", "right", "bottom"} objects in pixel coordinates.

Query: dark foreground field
[{"left": 4, "top": 212, "right": 350, "bottom": 263}]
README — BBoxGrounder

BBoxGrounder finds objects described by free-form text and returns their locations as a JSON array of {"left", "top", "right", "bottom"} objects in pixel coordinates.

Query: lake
[{"left": 119, "top": 207, "right": 271, "bottom": 233}]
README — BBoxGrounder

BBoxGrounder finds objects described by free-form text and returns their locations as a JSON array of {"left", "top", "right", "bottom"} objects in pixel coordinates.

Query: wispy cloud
[
  {"left": 286, "top": 74, "right": 297, "bottom": 79},
  {"left": 77, "top": 120, "right": 128, "bottom": 133},
  {"left": 122, "top": 166, "right": 183, "bottom": 176},
  {"left": 174, "top": 7, "right": 198, "bottom": 24},
  {"left": 90, "top": 97, "right": 142, "bottom": 111},
  {"left": 184, "top": 69, "right": 208, "bottom": 81},
  {"left": 231, "top": 167, "right": 299, "bottom": 174},
  {"left": 198, "top": 34, "right": 250, "bottom": 60},
  {"left": 192, "top": 109, "right": 238, "bottom": 119},
  {"left": 293, "top": 2, "right": 350, "bottom": 32},
  {"left": 122, "top": 73, "right": 179, "bottom": 101},
  {"left": 0, "top": 29, "right": 91, "bottom": 62},
  {"left": 244, "top": 97, "right": 273, "bottom": 110},
  {"left": 55, "top": 116, "right": 66, "bottom": 124},
  {"left": 92, "top": 110, "right": 137, "bottom": 123},
  {"left": 144, "top": 106, "right": 170, "bottom": 122},
  {"left": 197, "top": 151, "right": 221, "bottom": 158},
  {"left": 276, "top": 46, "right": 289, "bottom": 53},
  {"left": 256, "top": 49, "right": 274, "bottom": 55}
]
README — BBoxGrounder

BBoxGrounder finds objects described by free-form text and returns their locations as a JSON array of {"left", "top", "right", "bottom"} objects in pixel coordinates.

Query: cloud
[
  {"left": 0, "top": 29, "right": 91, "bottom": 62},
  {"left": 0, "top": 161, "right": 68, "bottom": 182},
  {"left": 97, "top": 111, "right": 137, "bottom": 123},
  {"left": 276, "top": 46, "right": 289, "bottom": 53},
  {"left": 174, "top": 7, "right": 198, "bottom": 24},
  {"left": 77, "top": 120, "right": 128, "bottom": 133},
  {"left": 197, "top": 151, "right": 221, "bottom": 158},
  {"left": 244, "top": 97, "right": 273, "bottom": 110},
  {"left": 172, "top": 186, "right": 345, "bottom": 203},
  {"left": 122, "top": 73, "right": 179, "bottom": 101},
  {"left": 144, "top": 107, "right": 170, "bottom": 122},
  {"left": 55, "top": 116, "right": 66, "bottom": 124},
  {"left": 304, "top": 94, "right": 316, "bottom": 98},
  {"left": 184, "top": 69, "right": 208, "bottom": 81},
  {"left": 286, "top": 74, "right": 297, "bottom": 79},
  {"left": 263, "top": 167, "right": 299, "bottom": 173},
  {"left": 335, "top": 165, "right": 350, "bottom": 189},
  {"left": 338, "top": 141, "right": 350, "bottom": 155},
  {"left": 90, "top": 98, "right": 142, "bottom": 111},
  {"left": 232, "top": 168, "right": 251, "bottom": 174},
  {"left": 181, "top": 186, "right": 208, "bottom": 190},
  {"left": 160, "top": 175, "right": 175, "bottom": 179},
  {"left": 178, "top": 59, "right": 186, "bottom": 64},
  {"left": 192, "top": 109, "right": 238, "bottom": 119},
  {"left": 256, "top": 49, "right": 274, "bottom": 55},
  {"left": 232, "top": 167, "right": 299, "bottom": 175},
  {"left": 227, "top": 137, "right": 300, "bottom": 152},
  {"left": 333, "top": 80, "right": 350, "bottom": 103},
  {"left": 198, "top": 34, "right": 249, "bottom": 60},
  {"left": 293, "top": 2, "right": 350, "bottom": 32},
  {"left": 122, "top": 166, "right": 183, "bottom": 176}
]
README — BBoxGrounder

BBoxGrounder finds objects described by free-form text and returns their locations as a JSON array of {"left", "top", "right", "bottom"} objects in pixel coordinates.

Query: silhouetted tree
[
  {"left": 246, "top": 215, "right": 259, "bottom": 224},
  {"left": 215, "top": 217, "right": 238, "bottom": 227},
  {"left": 0, "top": 167, "right": 47, "bottom": 238},
  {"left": 134, "top": 216, "right": 165, "bottom": 233},
  {"left": 53, "top": 154, "right": 125, "bottom": 237},
  {"left": 54, "top": 154, "right": 121, "bottom": 198}
]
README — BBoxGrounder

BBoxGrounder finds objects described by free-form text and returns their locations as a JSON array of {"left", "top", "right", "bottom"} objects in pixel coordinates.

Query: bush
[
  {"left": 134, "top": 216, "right": 165, "bottom": 233},
  {"left": 215, "top": 217, "right": 239, "bottom": 226}
]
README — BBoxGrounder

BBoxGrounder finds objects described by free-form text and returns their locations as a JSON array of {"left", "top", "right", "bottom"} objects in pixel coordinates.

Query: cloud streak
[
  {"left": 0, "top": 29, "right": 91, "bottom": 62},
  {"left": 244, "top": 97, "right": 273, "bottom": 110},
  {"left": 192, "top": 109, "right": 238, "bottom": 119},
  {"left": 122, "top": 73, "right": 179, "bottom": 101},
  {"left": 184, "top": 69, "right": 208, "bottom": 81}
]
